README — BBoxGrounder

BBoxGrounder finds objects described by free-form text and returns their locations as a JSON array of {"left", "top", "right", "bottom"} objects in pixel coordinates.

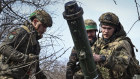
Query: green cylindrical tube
[{"left": 63, "top": 1, "right": 98, "bottom": 79}]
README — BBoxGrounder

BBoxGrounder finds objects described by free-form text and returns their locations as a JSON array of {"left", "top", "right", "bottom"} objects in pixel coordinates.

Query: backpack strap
[
  {"left": 113, "top": 36, "right": 138, "bottom": 57},
  {"left": 21, "top": 25, "right": 30, "bottom": 33},
  {"left": 123, "top": 37, "right": 138, "bottom": 57}
]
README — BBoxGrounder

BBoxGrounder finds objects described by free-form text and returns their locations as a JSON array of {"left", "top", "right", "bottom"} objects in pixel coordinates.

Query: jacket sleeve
[
  {"left": 36, "top": 60, "right": 47, "bottom": 79},
  {"left": 0, "top": 28, "right": 30, "bottom": 62},
  {"left": 66, "top": 47, "right": 79, "bottom": 79},
  {"left": 36, "top": 71, "right": 47, "bottom": 79},
  {"left": 105, "top": 40, "right": 132, "bottom": 73}
]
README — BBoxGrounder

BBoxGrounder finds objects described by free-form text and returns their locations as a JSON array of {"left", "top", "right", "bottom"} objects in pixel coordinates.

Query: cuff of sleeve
[{"left": 100, "top": 55, "right": 106, "bottom": 62}]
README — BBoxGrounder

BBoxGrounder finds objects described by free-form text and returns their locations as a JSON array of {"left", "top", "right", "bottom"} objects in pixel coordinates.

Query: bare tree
[
  {"left": 42, "top": 60, "right": 67, "bottom": 79},
  {"left": 0, "top": 0, "right": 64, "bottom": 39},
  {"left": 0, "top": 0, "right": 68, "bottom": 79},
  {"left": 111, "top": 0, "right": 140, "bottom": 35}
]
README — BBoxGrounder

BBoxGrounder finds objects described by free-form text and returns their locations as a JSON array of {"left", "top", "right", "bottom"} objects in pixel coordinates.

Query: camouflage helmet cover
[
  {"left": 84, "top": 19, "right": 97, "bottom": 31},
  {"left": 99, "top": 12, "right": 120, "bottom": 26},
  {"left": 30, "top": 10, "right": 52, "bottom": 27}
]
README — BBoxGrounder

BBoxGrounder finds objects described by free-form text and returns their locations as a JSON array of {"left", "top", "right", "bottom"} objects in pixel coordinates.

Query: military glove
[
  {"left": 36, "top": 71, "right": 47, "bottom": 79},
  {"left": 66, "top": 70, "right": 73, "bottom": 79}
]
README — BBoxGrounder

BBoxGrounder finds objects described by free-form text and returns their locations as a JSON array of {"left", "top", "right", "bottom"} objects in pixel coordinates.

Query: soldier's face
[
  {"left": 37, "top": 23, "right": 47, "bottom": 35},
  {"left": 33, "top": 19, "right": 47, "bottom": 35},
  {"left": 87, "top": 30, "right": 96, "bottom": 41},
  {"left": 101, "top": 25, "right": 115, "bottom": 39}
]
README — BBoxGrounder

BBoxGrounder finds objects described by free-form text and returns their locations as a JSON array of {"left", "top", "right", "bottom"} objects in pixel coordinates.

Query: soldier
[
  {"left": 66, "top": 19, "right": 98, "bottom": 79},
  {"left": 92, "top": 12, "right": 136, "bottom": 79},
  {"left": 0, "top": 10, "right": 52, "bottom": 79}
]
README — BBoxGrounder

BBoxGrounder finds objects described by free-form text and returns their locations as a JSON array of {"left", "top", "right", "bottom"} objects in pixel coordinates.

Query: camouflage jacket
[
  {"left": 0, "top": 22, "right": 46, "bottom": 79},
  {"left": 66, "top": 39, "right": 96, "bottom": 79},
  {"left": 92, "top": 24, "right": 133, "bottom": 79}
]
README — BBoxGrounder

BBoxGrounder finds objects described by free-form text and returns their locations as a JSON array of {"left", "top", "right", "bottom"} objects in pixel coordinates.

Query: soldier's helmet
[
  {"left": 84, "top": 19, "right": 98, "bottom": 31},
  {"left": 29, "top": 10, "right": 52, "bottom": 27},
  {"left": 99, "top": 12, "right": 120, "bottom": 26}
]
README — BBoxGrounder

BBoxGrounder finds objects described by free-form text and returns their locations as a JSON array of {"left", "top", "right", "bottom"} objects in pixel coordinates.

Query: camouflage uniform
[
  {"left": 66, "top": 19, "right": 97, "bottom": 79},
  {"left": 92, "top": 12, "right": 133, "bottom": 79},
  {"left": 0, "top": 10, "right": 52, "bottom": 79}
]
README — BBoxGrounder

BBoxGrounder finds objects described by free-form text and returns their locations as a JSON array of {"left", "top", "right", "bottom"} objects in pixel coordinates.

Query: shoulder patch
[
  {"left": 9, "top": 34, "right": 15, "bottom": 40},
  {"left": 11, "top": 31, "right": 17, "bottom": 35},
  {"left": 8, "top": 31, "right": 17, "bottom": 40}
]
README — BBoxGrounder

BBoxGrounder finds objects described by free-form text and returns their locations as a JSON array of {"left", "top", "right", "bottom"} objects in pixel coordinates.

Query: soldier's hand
[
  {"left": 93, "top": 53, "right": 101, "bottom": 62},
  {"left": 93, "top": 54, "right": 106, "bottom": 63},
  {"left": 28, "top": 54, "right": 39, "bottom": 62}
]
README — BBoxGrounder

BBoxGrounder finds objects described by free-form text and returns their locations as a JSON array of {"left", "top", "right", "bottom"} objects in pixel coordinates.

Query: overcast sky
[{"left": 47, "top": 0, "right": 140, "bottom": 62}]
